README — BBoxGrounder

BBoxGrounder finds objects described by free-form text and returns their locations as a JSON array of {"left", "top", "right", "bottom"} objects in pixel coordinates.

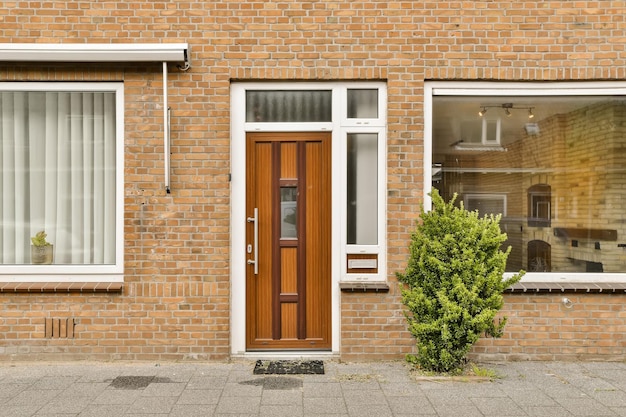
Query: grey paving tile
[
  {"left": 214, "top": 396, "right": 261, "bottom": 414},
  {"left": 260, "top": 404, "right": 304, "bottom": 416},
  {"left": 336, "top": 375, "right": 383, "bottom": 390},
  {"left": 77, "top": 404, "right": 131, "bottom": 417},
  {"left": 169, "top": 404, "right": 217, "bottom": 417},
  {"left": 140, "top": 382, "right": 186, "bottom": 397},
  {"left": 303, "top": 381, "right": 343, "bottom": 397},
  {"left": 433, "top": 404, "right": 484, "bottom": 417},
  {"left": 92, "top": 388, "right": 141, "bottom": 405},
  {"left": 123, "top": 414, "right": 168, "bottom": 417},
  {"left": 6, "top": 389, "right": 63, "bottom": 406},
  {"left": 611, "top": 407, "right": 626, "bottom": 416},
  {"left": 222, "top": 381, "right": 263, "bottom": 397},
  {"left": 379, "top": 381, "right": 422, "bottom": 397},
  {"left": 346, "top": 404, "right": 393, "bottom": 417},
  {"left": 1, "top": 405, "right": 42, "bottom": 417},
  {"left": 214, "top": 414, "right": 258, "bottom": 417},
  {"left": 523, "top": 405, "right": 576, "bottom": 417},
  {"left": 36, "top": 395, "right": 92, "bottom": 414},
  {"left": 186, "top": 375, "right": 228, "bottom": 389},
  {"left": 591, "top": 390, "right": 626, "bottom": 407},
  {"left": 58, "top": 382, "right": 110, "bottom": 398},
  {"left": 31, "top": 376, "right": 78, "bottom": 390},
  {"left": 507, "top": 389, "right": 560, "bottom": 407},
  {"left": 125, "top": 396, "right": 178, "bottom": 414},
  {"left": 387, "top": 395, "right": 437, "bottom": 415},
  {"left": 343, "top": 389, "right": 388, "bottom": 405},
  {"left": 261, "top": 389, "right": 303, "bottom": 405},
  {"left": 0, "top": 383, "right": 30, "bottom": 398},
  {"left": 303, "top": 396, "right": 347, "bottom": 414},
  {"left": 471, "top": 396, "right": 528, "bottom": 416},
  {"left": 423, "top": 389, "right": 470, "bottom": 406},
  {"left": 176, "top": 388, "right": 222, "bottom": 405},
  {"left": 556, "top": 397, "right": 616, "bottom": 416},
  {"left": 226, "top": 369, "right": 256, "bottom": 384}
]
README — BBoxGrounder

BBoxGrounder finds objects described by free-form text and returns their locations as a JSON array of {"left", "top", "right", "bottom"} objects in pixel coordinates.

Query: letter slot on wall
[{"left": 348, "top": 259, "right": 377, "bottom": 269}]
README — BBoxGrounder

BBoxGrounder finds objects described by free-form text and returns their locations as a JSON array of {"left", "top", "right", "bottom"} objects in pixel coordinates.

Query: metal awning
[
  {"left": 0, "top": 43, "right": 189, "bottom": 69},
  {"left": 0, "top": 43, "right": 191, "bottom": 193}
]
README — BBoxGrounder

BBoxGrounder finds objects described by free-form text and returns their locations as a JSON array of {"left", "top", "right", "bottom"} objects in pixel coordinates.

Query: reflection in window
[
  {"left": 528, "top": 184, "right": 551, "bottom": 227},
  {"left": 347, "top": 89, "right": 378, "bottom": 118},
  {"left": 347, "top": 133, "right": 378, "bottom": 245},
  {"left": 246, "top": 90, "right": 332, "bottom": 122},
  {"left": 464, "top": 194, "right": 506, "bottom": 217},
  {"left": 280, "top": 187, "right": 297, "bottom": 239},
  {"left": 432, "top": 93, "right": 626, "bottom": 273}
]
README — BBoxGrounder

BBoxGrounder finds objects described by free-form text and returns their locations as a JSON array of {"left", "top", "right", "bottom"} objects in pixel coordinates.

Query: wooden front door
[{"left": 246, "top": 132, "right": 331, "bottom": 350}]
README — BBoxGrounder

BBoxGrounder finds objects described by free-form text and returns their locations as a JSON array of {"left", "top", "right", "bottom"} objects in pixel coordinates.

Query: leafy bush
[{"left": 397, "top": 189, "right": 523, "bottom": 373}]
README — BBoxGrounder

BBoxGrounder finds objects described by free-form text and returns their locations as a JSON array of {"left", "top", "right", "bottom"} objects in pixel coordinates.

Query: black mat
[{"left": 253, "top": 360, "right": 324, "bottom": 375}]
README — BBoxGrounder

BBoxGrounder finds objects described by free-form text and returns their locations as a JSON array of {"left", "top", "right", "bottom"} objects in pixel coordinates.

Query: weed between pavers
[
  {"left": 334, "top": 373, "right": 384, "bottom": 382},
  {"left": 410, "top": 362, "right": 500, "bottom": 382}
]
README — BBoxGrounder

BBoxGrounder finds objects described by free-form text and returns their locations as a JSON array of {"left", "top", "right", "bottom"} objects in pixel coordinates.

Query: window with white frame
[
  {"left": 427, "top": 82, "right": 626, "bottom": 276},
  {"left": 0, "top": 83, "right": 124, "bottom": 279}
]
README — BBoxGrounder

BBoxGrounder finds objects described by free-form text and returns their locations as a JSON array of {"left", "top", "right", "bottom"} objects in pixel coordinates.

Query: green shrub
[{"left": 397, "top": 189, "right": 523, "bottom": 373}]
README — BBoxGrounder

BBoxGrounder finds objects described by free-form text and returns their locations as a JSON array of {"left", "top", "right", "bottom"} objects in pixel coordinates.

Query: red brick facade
[{"left": 1, "top": 1, "right": 625, "bottom": 361}]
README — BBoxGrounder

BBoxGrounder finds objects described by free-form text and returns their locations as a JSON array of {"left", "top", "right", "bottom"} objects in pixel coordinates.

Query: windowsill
[
  {"left": 506, "top": 275, "right": 626, "bottom": 293},
  {"left": 339, "top": 282, "right": 389, "bottom": 292},
  {"left": 0, "top": 282, "right": 123, "bottom": 293}
]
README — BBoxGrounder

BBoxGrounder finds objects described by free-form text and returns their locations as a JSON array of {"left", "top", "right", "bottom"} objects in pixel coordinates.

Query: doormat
[{"left": 253, "top": 360, "right": 324, "bottom": 375}]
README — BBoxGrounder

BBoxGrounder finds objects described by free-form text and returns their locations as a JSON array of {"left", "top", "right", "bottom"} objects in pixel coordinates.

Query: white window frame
[
  {"left": 0, "top": 82, "right": 124, "bottom": 283},
  {"left": 341, "top": 126, "right": 387, "bottom": 283},
  {"left": 230, "top": 81, "right": 387, "bottom": 356},
  {"left": 425, "top": 81, "right": 626, "bottom": 283}
]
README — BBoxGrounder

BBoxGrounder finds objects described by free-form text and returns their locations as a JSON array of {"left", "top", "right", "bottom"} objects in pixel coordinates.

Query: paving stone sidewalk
[{"left": 1, "top": 359, "right": 626, "bottom": 416}]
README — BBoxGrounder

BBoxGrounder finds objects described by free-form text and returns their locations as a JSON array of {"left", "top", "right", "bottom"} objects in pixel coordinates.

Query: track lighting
[{"left": 478, "top": 103, "right": 535, "bottom": 119}]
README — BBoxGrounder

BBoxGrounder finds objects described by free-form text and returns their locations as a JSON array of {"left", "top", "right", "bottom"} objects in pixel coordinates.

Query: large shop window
[
  {"left": 0, "top": 83, "right": 123, "bottom": 280},
  {"left": 427, "top": 82, "right": 626, "bottom": 277}
]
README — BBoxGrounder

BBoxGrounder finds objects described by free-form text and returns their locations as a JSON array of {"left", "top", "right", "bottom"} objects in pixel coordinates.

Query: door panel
[{"left": 246, "top": 132, "right": 331, "bottom": 350}]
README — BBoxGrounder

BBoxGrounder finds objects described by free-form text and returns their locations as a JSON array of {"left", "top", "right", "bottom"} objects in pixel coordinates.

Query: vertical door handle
[{"left": 247, "top": 208, "right": 258, "bottom": 275}]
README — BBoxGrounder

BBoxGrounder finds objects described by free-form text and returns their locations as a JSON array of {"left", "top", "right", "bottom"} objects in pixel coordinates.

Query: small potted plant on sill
[{"left": 31, "top": 230, "right": 53, "bottom": 264}]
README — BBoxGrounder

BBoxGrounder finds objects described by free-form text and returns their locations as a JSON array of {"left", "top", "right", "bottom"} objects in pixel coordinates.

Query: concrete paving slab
[{"left": 0, "top": 360, "right": 623, "bottom": 416}]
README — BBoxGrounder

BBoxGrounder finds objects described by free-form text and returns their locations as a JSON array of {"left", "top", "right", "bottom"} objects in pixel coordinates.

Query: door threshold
[{"left": 233, "top": 351, "right": 339, "bottom": 361}]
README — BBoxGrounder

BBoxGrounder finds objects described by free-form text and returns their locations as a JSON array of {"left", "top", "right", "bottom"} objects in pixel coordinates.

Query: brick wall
[
  {"left": 1, "top": 1, "right": 625, "bottom": 362},
  {"left": 472, "top": 293, "right": 626, "bottom": 362}
]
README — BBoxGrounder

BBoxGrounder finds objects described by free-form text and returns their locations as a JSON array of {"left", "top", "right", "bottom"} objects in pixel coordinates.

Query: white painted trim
[
  {"left": 230, "top": 84, "right": 247, "bottom": 355},
  {"left": 0, "top": 43, "right": 189, "bottom": 67},
  {"left": 0, "top": 82, "right": 124, "bottom": 281},
  {"left": 230, "top": 81, "right": 387, "bottom": 356},
  {"left": 0, "top": 275, "right": 123, "bottom": 283}
]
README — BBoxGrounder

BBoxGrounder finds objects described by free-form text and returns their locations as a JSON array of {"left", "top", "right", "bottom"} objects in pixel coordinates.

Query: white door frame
[
  {"left": 230, "top": 82, "right": 341, "bottom": 356},
  {"left": 230, "top": 81, "right": 387, "bottom": 357}
]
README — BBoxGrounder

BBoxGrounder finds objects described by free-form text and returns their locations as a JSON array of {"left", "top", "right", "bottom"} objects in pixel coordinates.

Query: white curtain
[{"left": 0, "top": 91, "right": 116, "bottom": 265}]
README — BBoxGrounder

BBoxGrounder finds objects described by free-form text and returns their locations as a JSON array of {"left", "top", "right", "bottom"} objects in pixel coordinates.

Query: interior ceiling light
[{"left": 478, "top": 103, "right": 535, "bottom": 119}]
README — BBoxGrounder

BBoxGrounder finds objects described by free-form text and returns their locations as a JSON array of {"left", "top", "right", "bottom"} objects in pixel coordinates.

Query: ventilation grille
[{"left": 45, "top": 318, "right": 75, "bottom": 338}]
